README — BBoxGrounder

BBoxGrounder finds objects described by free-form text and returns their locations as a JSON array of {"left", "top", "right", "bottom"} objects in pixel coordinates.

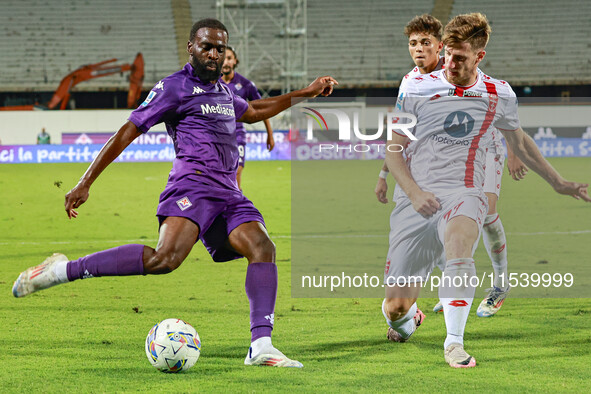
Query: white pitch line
[
  {"left": 0, "top": 238, "right": 158, "bottom": 246},
  {"left": 507, "top": 230, "right": 591, "bottom": 236},
  {"left": 1, "top": 230, "right": 589, "bottom": 246}
]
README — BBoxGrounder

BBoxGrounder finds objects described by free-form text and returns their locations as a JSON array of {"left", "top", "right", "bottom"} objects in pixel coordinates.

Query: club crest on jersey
[
  {"left": 235, "top": 83, "right": 242, "bottom": 91},
  {"left": 140, "top": 90, "right": 157, "bottom": 107},
  {"left": 488, "top": 93, "right": 499, "bottom": 112},
  {"left": 193, "top": 86, "right": 205, "bottom": 94},
  {"left": 176, "top": 196, "right": 192, "bottom": 211}
]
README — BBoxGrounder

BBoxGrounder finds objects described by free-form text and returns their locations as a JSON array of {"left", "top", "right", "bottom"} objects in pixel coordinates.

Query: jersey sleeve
[
  {"left": 493, "top": 83, "right": 520, "bottom": 131},
  {"left": 395, "top": 77, "right": 422, "bottom": 115},
  {"left": 233, "top": 92, "right": 250, "bottom": 120},
  {"left": 392, "top": 79, "right": 420, "bottom": 138},
  {"left": 128, "top": 80, "right": 180, "bottom": 133},
  {"left": 398, "top": 74, "right": 409, "bottom": 93},
  {"left": 246, "top": 81, "right": 262, "bottom": 101}
]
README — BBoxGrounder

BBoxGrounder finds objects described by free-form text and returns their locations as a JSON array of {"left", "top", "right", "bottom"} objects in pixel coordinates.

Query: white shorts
[
  {"left": 483, "top": 151, "right": 504, "bottom": 197},
  {"left": 384, "top": 193, "right": 487, "bottom": 284}
]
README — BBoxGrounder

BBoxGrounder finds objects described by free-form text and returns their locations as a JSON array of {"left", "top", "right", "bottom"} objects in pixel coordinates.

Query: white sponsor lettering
[{"left": 200, "top": 103, "right": 236, "bottom": 117}]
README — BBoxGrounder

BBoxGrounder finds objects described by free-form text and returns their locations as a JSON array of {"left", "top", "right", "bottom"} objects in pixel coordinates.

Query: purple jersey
[
  {"left": 221, "top": 72, "right": 262, "bottom": 144},
  {"left": 128, "top": 64, "right": 263, "bottom": 262},
  {"left": 129, "top": 63, "right": 249, "bottom": 189}
]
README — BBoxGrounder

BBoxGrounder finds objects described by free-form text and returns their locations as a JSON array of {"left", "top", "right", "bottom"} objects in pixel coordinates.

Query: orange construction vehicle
[{"left": 1, "top": 53, "right": 144, "bottom": 111}]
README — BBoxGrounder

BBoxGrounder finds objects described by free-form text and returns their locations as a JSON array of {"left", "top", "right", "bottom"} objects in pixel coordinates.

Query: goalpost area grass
[{"left": 1, "top": 159, "right": 590, "bottom": 392}]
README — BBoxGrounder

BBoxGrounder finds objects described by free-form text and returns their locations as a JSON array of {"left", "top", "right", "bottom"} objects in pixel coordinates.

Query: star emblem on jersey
[
  {"left": 193, "top": 86, "right": 205, "bottom": 94},
  {"left": 155, "top": 81, "right": 164, "bottom": 90},
  {"left": 176, "top": 196, "right": 192, "bottom": 211}
]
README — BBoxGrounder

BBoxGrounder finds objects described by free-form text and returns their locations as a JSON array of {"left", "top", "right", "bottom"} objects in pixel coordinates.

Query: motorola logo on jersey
[{"left": 444, "top": 111, "right": 475, "bottom": 138}]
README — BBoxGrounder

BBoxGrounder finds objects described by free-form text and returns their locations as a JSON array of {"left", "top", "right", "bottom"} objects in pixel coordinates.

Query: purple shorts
[{"left": 156, "top": 176, "right": 264, "bottom": 262}]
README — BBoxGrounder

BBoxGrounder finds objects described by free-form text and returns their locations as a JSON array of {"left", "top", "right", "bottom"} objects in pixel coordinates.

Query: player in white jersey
[
  {"left": 374, "top": 15, "right": 528, "bottom": 319},
  {"left": 382, "top": 13, "right": 590, "bottom": 368},
  {"left": 431, "top": 67, "right": 529, "bottom": 316}
]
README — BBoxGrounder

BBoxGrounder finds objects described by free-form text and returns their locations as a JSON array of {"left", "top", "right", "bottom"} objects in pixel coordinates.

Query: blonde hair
[{"left": 443, "top": 12, "right": 491, "bottom": 50}]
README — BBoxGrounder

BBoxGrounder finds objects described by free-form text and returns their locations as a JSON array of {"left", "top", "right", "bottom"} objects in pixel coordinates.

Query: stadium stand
[
  {"left": 190, "top": 0, "right": 434, "bottom": 86},
  {"left": 451, "top": 0, "right": 591, "bottom": 85},
  {"left": 1, "top": 0, "right": 590, "bottom": 94},
  {"left": 0, "top": 0, "right": 179, "bottom": 91},
  {"left": 306, "top": 0, "right": 434, "bottom": 86}
]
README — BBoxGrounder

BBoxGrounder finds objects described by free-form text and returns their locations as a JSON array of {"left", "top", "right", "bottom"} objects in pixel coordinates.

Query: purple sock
[
  {"left": 66, "top": 244, "right": 145, "bottom": 281},
  {"left": 245, "top": 262, "right": 277, "bottom": 342}
]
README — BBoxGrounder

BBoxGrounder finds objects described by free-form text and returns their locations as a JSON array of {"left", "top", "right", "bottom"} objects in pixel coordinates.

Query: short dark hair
[
  {"left": 189, "top": 18, "right": 228, "bottom": 42},
  {"left": 226, "top": 46, "right": 240, "bottom": 67},
  {"left": 404, "top": 14, "right": 443, "bottom": 41}
]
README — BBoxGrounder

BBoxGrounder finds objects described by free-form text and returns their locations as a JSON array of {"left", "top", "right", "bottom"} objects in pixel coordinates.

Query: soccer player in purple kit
[
  {"left": 12, "top": 18, "right": 337, "bottom": 368},
  {"left": 221, "top": 46, "right": 274, "bottom": 190}
]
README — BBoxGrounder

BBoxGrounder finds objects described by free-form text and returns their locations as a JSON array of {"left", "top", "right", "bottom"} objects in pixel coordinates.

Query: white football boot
[
  {"left": 244, "top": 343, "right": 303, "bottom": 368},
  {"left": 476, "top": 286, "right": 510, "bottom": 317},
  {"left": 12, "top": 253, "right": 69, "bottom": 298},
  {"left": 433, "top": 301, "right": 443, "bottom": 313},
  {"left": 444, "top": 342, "right": 476, "bottom": 368}
]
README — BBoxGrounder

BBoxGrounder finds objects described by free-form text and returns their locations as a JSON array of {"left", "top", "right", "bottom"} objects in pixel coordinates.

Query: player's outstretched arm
[
  {"left": 64, "top": 121, "right": 142, "bottom": 218},
  {"left": 375, "top": 160, "right": 389, "bottom": 204},
  {"left": 506, "top": 144, "right": 528, "bottom": 181},
  {"left": 238, "top": 76, "right": 338, "bottom": 124},
  {"left": 501, "top": 127, "right": 590, "bottom": 201},
  {"left": 385, "top": 134, "right": 441, "bottom": 216}
]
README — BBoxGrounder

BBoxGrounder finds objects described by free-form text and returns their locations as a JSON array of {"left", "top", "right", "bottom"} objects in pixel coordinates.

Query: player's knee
[
  {"left": 485, "top": 193, "right": 498, "bottom": 214},
  {"left": 251, "top": 236, "right": 275, "bottom": 262},
  {"left": 445, "top": 231, "right": 477, "bottom": 259},
  {"left": 144, "top": 251, "right": 185, "bottom": 274}
]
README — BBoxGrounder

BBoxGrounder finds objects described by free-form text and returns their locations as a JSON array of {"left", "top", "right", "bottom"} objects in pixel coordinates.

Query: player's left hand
[
  {"left": 306, "top": 76, "right": 339, "bottom": 97},
  {"left": 507, "top": 154, "right": 528, "bottom": 180},
  {"left": 554, "top": 181, "right": 591, "bottom": 202},
  {"left": 267, "top": 134, "right": 275, "bottom": 151}
]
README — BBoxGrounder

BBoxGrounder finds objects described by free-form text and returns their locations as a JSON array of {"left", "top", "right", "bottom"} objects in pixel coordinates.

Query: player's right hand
[
  {"left": 64, "top": 184, "right": 90, "bottom": 219},
  {"left": 375, "top": 178, "right": 388, "bottom": 204},
  {"left": 409, "top": 190, "right": 441, "bottom": 217},
  {"left": 306, "top": 76, "right": 339, "bottom": 97}
]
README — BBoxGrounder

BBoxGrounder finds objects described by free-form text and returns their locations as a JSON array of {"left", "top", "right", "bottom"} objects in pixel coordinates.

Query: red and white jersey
[
  {"left": 393, "top": 69, "right": 519, "bottom": 201},
  {"left": 399, "top": 56, "right": 445, "bottom": 92},
  {"left": 399, "top": 58, "right": 503, "bottom": 155}
]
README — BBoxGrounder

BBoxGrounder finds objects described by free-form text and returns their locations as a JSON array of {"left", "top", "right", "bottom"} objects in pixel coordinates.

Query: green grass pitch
[{"left": 1, "top": 159, "right": 590, "bottom": 392}]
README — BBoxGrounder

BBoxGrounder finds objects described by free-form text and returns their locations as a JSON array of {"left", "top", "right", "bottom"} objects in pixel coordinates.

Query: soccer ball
[{"left": 145, "top": 318, "right": 201, "bottom": 373}]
